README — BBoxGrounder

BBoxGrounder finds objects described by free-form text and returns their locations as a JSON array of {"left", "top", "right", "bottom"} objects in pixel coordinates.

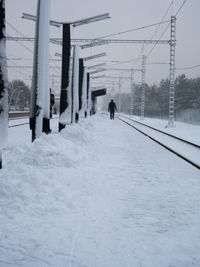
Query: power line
[
  {"left": 6, "top": 20, "right": 27, "bottom": 38},
  {"left": 176, "top": 64, "right": 200, "bottom": 70},
  {"left": 92, "top": 20, "right": 170, "bottom": 40},
  {"left": 175, "top": 0, "right": 190, "bottom": 16},
  {"left": 7, "top": 61, "right": 32, "bottom": 79},
  {"left": 6, "top": 33, "right": 33, "bottom": 54},
  {"left": 141, "top": 0, "right": 174, "bottom": 56},
  {"left": 6, "top": 21, "right": 61, "bottom": 75},
  {"left": 6, "top": 21, "right": 34, "bottom": 54},
  {"left": 107, "top": 57, "right": 143, "bottom": 67},
  {"left": 136, "top": 0, "right": 189, "bottom": 67},
  {"left": 145, "top": 0, "right": 190, "bottom": 59},
  {"left": 146, "top": 23, "right": 170, "bottom": 59}
]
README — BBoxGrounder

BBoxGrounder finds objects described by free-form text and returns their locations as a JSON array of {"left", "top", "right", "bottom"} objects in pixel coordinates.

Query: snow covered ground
[{"left": 1, "top": 113, "right": 200, "bottom": 267}]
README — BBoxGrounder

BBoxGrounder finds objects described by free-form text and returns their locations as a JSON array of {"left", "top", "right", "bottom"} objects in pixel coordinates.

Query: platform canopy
[{"left": 91, "top": 88, "right": 106, "bottom": 98}]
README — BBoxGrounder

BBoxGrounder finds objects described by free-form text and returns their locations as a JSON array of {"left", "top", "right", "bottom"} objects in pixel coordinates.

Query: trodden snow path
[{"left": 0, "top": 113, "right": 200, "bottom": 267}]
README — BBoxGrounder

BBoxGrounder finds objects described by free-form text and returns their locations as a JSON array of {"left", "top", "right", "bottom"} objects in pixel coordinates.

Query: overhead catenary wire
[
  {"left": 7, "top": 61, "right": 32, "bottom": 79},
  {"left": 6, "top": 33, "right": 34, "bottom": 54},
  {"left": 92, "top": 20, "right": 170, "bottom": 41},
  {"left": 145, "top": 0, "right": 190, "bottom": 59},
  {"left": 6, "top": 53, "right": 32, "bottom": 77},
  {"left": 175, "top": 0, "right": 190, "bottom": 16},
  {"left": 6, "top": 20, "right": 61, "bottom": 75},
  {"left": 141, "top": 0, "right": 174, "bottom": 56},
  {"left": 176, "top": 64, "right": 200, "bottom": 70},
  {"left": 107, "top": 57, "right": 143, "bottom": 67}
]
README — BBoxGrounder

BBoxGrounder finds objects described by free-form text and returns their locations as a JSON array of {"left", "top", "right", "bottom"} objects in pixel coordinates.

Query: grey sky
[{"left": 5, "top": 0, "right": 200, "bottom": 93}]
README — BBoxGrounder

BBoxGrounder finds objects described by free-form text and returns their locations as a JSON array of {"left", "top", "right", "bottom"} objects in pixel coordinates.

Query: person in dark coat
[
  {"left": 108, "top": 99, "right": 117, "bottom": 120},
  {"left": 50, "top": 88, "right": 55, "bottom": 119}
]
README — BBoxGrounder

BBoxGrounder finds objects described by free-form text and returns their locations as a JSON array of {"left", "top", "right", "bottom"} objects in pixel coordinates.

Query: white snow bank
[{"left": 1, "top": 113, "right": 200, "bottom": 267}]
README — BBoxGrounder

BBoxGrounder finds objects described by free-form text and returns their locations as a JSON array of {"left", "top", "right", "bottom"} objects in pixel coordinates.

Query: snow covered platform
[{"left": 1, "top": 113, "right": 200, "bottom": 267}]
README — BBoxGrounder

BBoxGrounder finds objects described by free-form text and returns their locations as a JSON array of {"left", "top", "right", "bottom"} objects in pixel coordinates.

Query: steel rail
[
  {"left": 9, "top": 113, "right": 58, "bottom": 128},
  {"left": 117, "top": 116, "right": 200, "bottom": 170},
  {"left": 9, "top": 122, "right": 29, "bottom": 128},
  {"left": 9, "top": 111, "right": 29, "bottom": 119},
  {"left": 119, "top": 115, "right": 200, "bottom": 149}
]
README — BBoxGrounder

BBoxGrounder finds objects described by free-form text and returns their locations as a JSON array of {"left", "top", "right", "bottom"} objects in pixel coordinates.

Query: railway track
[
  {"left": 9, "top": 111, "right": 29, "bottom": 128},
  {"left": 9, "top": 111, "right": 29, "bottom": 119},
  {"left": 9, "top": 112, "right": 58, "bottom": 128},
  {"left": 117, "top": 115, "right": 200, "bottom": 170}
]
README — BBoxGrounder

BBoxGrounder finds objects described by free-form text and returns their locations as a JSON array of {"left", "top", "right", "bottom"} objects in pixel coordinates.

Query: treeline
[
  {"left": 8, "top": 80, "right": 30, "bottom": 110},
  {"left": 106, "top": 74, "right": 200, "bottom": 124}
]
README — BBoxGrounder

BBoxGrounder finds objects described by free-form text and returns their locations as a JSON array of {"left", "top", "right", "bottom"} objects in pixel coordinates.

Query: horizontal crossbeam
[{"left": 6, "top": 36, "right": 170, "bottom": 45}]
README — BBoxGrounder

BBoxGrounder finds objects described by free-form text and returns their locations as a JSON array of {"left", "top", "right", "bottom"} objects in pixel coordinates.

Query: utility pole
[
  {"left": 0, "top": 0, "right": 8, "bottom": 169},
  {"left": 78, "top": 58, "right": 84, "bottom": 118},
  {"left": 86, "top": 73, "right": 91, "bottom": 116},
  {"left": 15, "top": 90, "right": 23, "bottom": 108},
  {"left": 112, "top": 81, "right": 115, "bottom": 96},
  {"left": 30, "top": 0, "right": 50, "bottom": 141},
  {"left": 168, "top": 16, "right": 176, "bottom": 127},
  {"left": 82, "top": 67, "right": 88, "bottom": 118},
  {"left": 130, "top": 70, "right": 134, "bottom": 115},
  {"left": 118, "top": 78, "right": 121, "bottom": 113},
  {"left": 140, "top": 55, "right": 146, "bottom": 119},
  {"left": 59, "top": 23, "right": 71, "bottom": 131},
  {"left": 72, "top": 45, "right": 79, "bottom": 123},
  {"left": 51, "top": 73, "right": 55, "bottom": 90}
]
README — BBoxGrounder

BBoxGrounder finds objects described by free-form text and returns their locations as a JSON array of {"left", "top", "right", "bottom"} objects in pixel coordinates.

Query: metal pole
[
  {"left": 59, "top": 23, "right": 71, "bottom": 131},
  {"left": 30, "top": 0, "right": 50, "bottom": 141},
  {"left": 130, "top": 70, "right": 134, "bottom": 115},
  {"left": 79, "top": 58, "right": 84, "bottom": 117},
  {"left": 168, "top": 16, "right": 176, "bottom": 127},
  {"left": 9, "top": 88, "right": 18, "bottom": 109},
  {"left": 71, "top": 45, "right": 79, "bottom": 123},
  {"left": 82, "top": 67, "right": 87, "bottom": 118},
  {"left": 86, "top": 72, "right": 92, "bottom": 116},
  {"left": 140, "top": 55, "right": 146, "bottom": 119},
  {"left": 91, "top": 95, "right": 96, "bottom": 114},
  {"left": 15, "top": 90, "right": 23, "bottom": 109},
  {"left": 112, "top": 81, "right": 115, "bottom": 96},
  {"left": 118, "top": 78, "right": 121, "bottom": 113},
  {"left": 42, "top": 0, "right": 50, "bottom": 135},
  {"left": 0, "top": 0, "right": 8, "bottom": 169}
]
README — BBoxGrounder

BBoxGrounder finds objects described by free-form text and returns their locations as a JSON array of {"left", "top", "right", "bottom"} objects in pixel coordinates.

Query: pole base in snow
[
  {"left": 59, "top": 122, "right": 66, "bottom": 132},
  {"left": 85, "top": 111, "right": 87, "bottom": 118},
  {"left": 0, "top": 150, "right": 2, "bottom": 169},
  {"left": 30, "top": 117, "right": 36, "bottom": 142},
  {"left": 43, "top": 118, "right": 51, "bottom": 134},
  {"left": 75, "top": 113, "right": 79, "bottom": 123},
  {"left": 30, "top": 117, "right": 35, "bottom": 130}
]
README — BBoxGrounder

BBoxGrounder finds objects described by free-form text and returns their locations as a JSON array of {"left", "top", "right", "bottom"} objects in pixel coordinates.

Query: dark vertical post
[
  {"left": 91, "top": 95, "right": 96, "bottom": 114},
  {"left": 86, "top": 72, "right": 90, "bottom": 117},
  {"left": 0, "top": 0, "right": 8, "bottom": 169},
  {"left": 79, "top": 58, "right": 84, "bottom": 113},
  {"left": 42, "top": 88, "right": 51, "bottom": 133},
  {"left": 29, "top": 0, "right": 39, "bottom": 141},
  {"left": 71, "top": 45, "right": 79, "bottom": 123},
  {"left": 59, "top": 23, "right": 71, "bottom": 132}
]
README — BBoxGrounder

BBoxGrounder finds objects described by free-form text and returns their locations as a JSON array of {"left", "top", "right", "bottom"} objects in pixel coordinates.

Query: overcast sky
[{"left": 5, "top": 0, "right": 200, "bottom": 94}]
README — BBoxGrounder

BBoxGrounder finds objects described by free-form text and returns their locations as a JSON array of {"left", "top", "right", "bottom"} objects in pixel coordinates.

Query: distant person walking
[
  {"left": 50, "top": 88, "right": 55, "bottom": 118},
  {"left": 108, "top": 99, "right": 117, "bottom": 120}
]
